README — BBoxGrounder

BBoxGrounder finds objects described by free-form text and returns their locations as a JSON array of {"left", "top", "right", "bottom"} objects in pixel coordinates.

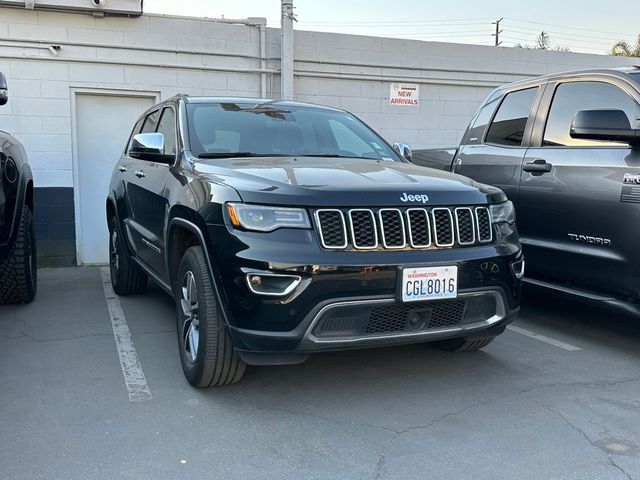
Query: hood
[{"left": 193, "top": 157, "right": 505, "bottom": 207}]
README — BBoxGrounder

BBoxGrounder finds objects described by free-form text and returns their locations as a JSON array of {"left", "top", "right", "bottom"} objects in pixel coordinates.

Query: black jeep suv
[
  {"left": 0, "top": 72, "right": 36, "bottom": 305},
  {"left": 107, "top": 96, "right": 523, "bottom": 387}
]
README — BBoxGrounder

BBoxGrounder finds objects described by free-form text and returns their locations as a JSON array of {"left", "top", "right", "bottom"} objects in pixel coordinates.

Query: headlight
[
  {"left": 490, "top": 200, "right": 515, "bottom": 224},
  {"left": 227, "top": 203, "right": 311, "bottom": 232}
]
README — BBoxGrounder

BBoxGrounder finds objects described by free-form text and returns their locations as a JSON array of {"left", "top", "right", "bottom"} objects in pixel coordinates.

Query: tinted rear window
[{"left": 485, "top": 87, "right": 538, "bottom": 147}]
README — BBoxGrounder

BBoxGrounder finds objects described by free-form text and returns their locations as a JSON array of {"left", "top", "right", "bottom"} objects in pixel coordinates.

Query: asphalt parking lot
[{"left": 2, "top": 268, "right": 640, "bottom": 480}]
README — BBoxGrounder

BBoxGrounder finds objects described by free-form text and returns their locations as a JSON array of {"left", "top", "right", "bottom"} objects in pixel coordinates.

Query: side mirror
[
  {"left": 393, "top": 142, "right": 413, "bottom": 162},
  {"left": 570, "top": 109, "right": 639, "bottom": 145},
  {"left": 0, "top": 72, "right": 8, "bottom": 106},
  {"left": 129, "top": 132, "right": 174, "bottom": 163}
]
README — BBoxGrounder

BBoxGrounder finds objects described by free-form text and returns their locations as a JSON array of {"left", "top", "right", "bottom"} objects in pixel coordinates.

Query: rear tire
[
  {"left": 176, "top": 246, "right": 246, "bottom": 387},
  {"left": 433, "top": 335, "right": 496, "bottom": 352},
  {"left": 0, "top": 206, "right": 37, "bottom": 304},
  {"left": 108, "top": 215, "right": 147, "bottom": 295}
]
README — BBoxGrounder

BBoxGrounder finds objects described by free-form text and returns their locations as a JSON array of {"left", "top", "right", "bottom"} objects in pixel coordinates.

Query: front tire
[
  {"left": 0, "top": 206, "right": 37, "bottom": 304},
  {"left": 108, "top": 215, "right": 147, "bottom": 295},
  {"left": 432, "top": 336, "right": 496, "bottom": 352},
  {"left": 176, "top": 246, "right": 246, "bottom": 387}
]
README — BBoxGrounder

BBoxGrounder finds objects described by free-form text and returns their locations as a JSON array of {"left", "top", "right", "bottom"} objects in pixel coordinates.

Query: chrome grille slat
[
  {"left": 454, "top": 207, "right": 475, "bottom": 245},
  {"left": 406, "top": 208, "right": 431, "bottom": 248},
  {"left": 431, "top": 208, "right": 455, "bottom": 247},
  {"left": 348, "top": 209, "right": 378, "bottom": 249},
  {"left": 314, "top": 206, "right": 494, "bottom": 250},
  {"left": 315, "top": 209, "right": 348, "bottom": 249},
  {"left": 378, "top": 208, "right": 406, "bottom": 249},
  {"left": 475, "top": 207, "right": 493, "bottom": 243}
]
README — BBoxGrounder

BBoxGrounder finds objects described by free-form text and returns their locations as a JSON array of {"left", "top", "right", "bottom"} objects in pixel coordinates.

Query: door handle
[
  {"left": 134, "top": 170, "right": 146, "bottom": 178},
  {"left": 522, "top": 159, "right": 552, "bottom": 173},
  {"left": 118, "top": 166, "right": 127, "bottom": 172}
]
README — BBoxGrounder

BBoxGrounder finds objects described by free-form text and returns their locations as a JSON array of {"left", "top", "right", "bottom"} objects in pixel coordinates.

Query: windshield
[
  {"left": 185, "top": 102, "right": 401, "bottom": 161},
  {"left": 631, "top": 72, "right": 640, "bottom": 84}
]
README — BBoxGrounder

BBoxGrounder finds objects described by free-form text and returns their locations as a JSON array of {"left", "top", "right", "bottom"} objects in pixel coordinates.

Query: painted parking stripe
[
  {"left": 507, "top": 325, "right": 582, "bottom": 351},
  {"left": 100, "top": 267, "right": 153, "bottom": 402}
]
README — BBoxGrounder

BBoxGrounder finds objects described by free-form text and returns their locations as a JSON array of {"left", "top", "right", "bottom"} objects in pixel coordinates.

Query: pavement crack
[
  {"left": 535, "top": 400, "right": 633, "bottom": 480},
  {"left": 512, "top": 377, "right": 640, "bottom": 397}
]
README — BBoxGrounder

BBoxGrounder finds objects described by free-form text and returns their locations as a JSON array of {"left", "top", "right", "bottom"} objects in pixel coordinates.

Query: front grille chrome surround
[
  {"left": 315, "top": 209, "right": 348, "bottom": 249},
  {"left": 348, "top": 209, "right": 379, "bottom": 250},
  {"left": 431, "top": 208, "right": 455, "bottom": 247},
  {"left": 378, "top": 208, "right": 406, "bottom": 249},
  {"left": 406, "top": 208, "right": 432, "bottom": 248},
  {"left": 454, "top": 207, "right": 476, "bottom": 246},
  {"left": 314, "top": 206, "right": 494, "bottom": 251},
  {"left": 475, "top": 206, "right": 493, "bottom": 243}
]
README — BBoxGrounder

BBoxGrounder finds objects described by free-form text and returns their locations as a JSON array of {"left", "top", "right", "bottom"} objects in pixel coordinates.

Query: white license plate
[{"left": 401, "top": 266, "right": 458, "bottom": 302}]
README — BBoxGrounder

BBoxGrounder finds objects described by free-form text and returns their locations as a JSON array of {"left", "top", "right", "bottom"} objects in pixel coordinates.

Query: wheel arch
[{"left": 166, "top": 210, "right": 233, "bottom": 327}]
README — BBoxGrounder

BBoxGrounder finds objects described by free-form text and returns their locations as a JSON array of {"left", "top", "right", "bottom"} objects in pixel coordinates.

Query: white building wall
[
  {"left": 0, "top": 7, "right": 637, "bottom": 189},
  {"left": 1, "top": 6, "right": 637, "bottom": 264}
]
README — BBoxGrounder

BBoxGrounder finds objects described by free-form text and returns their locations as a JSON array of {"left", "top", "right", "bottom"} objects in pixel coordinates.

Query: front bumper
[{"left": 208, "top": 223, "right": 522, "bottom": 363}]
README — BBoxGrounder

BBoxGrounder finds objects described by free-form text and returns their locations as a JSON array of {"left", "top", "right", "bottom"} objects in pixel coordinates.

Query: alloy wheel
[{"left": 180, "top": 271, "right": 200, "bottom": 363}]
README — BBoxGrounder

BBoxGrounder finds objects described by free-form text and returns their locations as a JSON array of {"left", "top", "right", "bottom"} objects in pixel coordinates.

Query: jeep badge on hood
[{"left": 400, "top": 192, "right": 429, "bottom": 203}]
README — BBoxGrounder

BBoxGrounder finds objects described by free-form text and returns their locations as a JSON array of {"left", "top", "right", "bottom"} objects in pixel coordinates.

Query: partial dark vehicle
[
  {"left": 414, "top": 66, "right": 640, "bottom": 316},
  {"left": 107, "top": 96, "right": 523, "bottom": 387},
  {"left": 0, "top": 72, "right": 36, "bottom": 305}
]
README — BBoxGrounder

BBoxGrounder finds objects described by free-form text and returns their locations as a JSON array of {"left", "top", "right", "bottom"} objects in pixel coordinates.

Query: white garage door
[{"left": 75, "top": 92, "right": 156, "bottom": 264}]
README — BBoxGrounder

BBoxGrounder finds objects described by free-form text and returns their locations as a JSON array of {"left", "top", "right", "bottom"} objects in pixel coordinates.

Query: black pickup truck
[
  {"left": 107, "top": 96, "right": 523, "bottom": 387},
  {"left": 414, "top": 67, "right": 640, "bottom": 316},
  {"left": 0, "top": 72, "right": 36, "bottom": 305}
]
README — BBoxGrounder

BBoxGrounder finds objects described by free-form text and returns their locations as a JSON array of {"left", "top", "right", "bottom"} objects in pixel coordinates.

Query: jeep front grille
[{"left": 315, "top": 206, "right": 492, "bottom": 250}]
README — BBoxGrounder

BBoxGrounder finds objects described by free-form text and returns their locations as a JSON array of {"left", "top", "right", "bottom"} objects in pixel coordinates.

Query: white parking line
[
  {"left": 99, "top": 267, "right": 153, "bottom": 402},
  {"left": 507, "top": 325, "right": 582, "bottom": 351}
]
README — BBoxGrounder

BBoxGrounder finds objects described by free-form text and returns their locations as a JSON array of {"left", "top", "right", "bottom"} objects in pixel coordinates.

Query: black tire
[
  {"left": 0, "top": 206, "right": 37, "bottom": 304},
  {"left": 108, "top": 215, "right": 147, "bottom": 295},
  {"left": 432, "top": 335, "right": 496, "bottom": 352},
  {"left": 176, "top": 246, "right": 246, "bottom": 387}
]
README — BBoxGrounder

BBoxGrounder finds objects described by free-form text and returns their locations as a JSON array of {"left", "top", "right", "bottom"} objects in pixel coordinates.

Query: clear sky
[{"left": 143, "top": 0, "right": 639, "bottom": 55}]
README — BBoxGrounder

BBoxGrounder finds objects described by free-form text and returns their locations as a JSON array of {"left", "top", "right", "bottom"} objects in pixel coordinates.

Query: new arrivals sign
[{"left": 389, "top": 83, "right": 419, "bottom": 106}]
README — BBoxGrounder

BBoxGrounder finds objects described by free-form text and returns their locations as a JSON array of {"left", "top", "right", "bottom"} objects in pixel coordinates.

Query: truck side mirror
[
  {"left": 570, "top": 109, "right": 639, "bottom": 145},
  {"left": 0, "top": 72, "right": 8, "bottom": 106},
  {"left": 130, "top": 133, "right": 174, "bottom": 164},
  {"left": 393, "top": 142, "right": 413, "bottom": 162}
]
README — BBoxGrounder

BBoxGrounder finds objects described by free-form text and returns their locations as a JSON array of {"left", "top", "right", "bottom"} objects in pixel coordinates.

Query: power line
[
  {"left": 297, "top": 17, "right": 493, "bottom": 26},
  {"left": 505, "top": 17, "right": 636, "bottom": 38}
]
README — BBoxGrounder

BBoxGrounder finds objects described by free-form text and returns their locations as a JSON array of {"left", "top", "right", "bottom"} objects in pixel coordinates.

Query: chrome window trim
[
  {"left": 348, "top": 209, "right": 379, "bottom": 250},
  {"left": 378, "top": 208, "right": 406, "bottom": 249},
  {"left": 314, "top": 209, "right": 348, "bottom": 249},
  {"left": 454, "top": 207, "right": 476, "bottom": 246},
  {"left": 405, "top": 208, "right": 431, "bottom": 248},
  {"left": 474, "top": 206, "right": 493, "bottom": 243},
  {"left": 431, "top": 208, "right": 455, "bottom": 247}
]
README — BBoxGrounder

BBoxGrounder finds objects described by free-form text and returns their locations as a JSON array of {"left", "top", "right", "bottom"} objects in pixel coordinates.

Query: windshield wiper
[
  {"left": 299, "top": 154, "right": 381, "bottom": 160},
  {"left": 197, "top": 152, "right": 287, "bottom": 159}
]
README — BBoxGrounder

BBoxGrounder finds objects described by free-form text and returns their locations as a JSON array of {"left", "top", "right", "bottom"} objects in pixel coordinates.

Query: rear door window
[
  {"left": 485, "top": 87, "right": 538, "bottom": 146},
  {"left": 543, "top": 81, "right": 640, "bottom": 147}
]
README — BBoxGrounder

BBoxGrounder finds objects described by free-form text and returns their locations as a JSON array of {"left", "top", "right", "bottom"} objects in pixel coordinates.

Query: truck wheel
[
  {"left": 433, "top": 336, "right": 496, "bottom": 352},
  {"left": 108, "top": 215, "right": 147, "bottom": 295},
  {"left": 0, "top": 206, "right": 37, "bottom": 304},
  {"left": 176, "top": 246, "right": 246, "bottom": 387}
]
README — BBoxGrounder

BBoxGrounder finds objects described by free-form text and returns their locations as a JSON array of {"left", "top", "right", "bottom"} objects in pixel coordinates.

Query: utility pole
[
  {"left": 492, "top": 17, "right": 503, "bottom": 46},
  {"left": 280, "top": 0, "right": 295, "bottom": 100}
]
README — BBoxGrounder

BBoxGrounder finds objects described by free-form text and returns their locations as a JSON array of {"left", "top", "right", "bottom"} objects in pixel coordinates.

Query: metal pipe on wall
[{"left": 280, "top": 0, "right": 294, "bottom": 100}]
